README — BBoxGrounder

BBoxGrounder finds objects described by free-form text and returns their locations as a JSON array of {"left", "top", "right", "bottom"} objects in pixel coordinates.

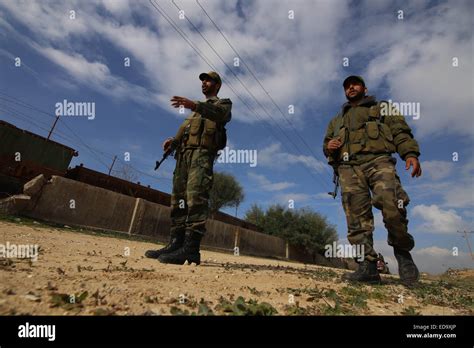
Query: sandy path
[{"left": 0, "top": 218, "right": 471, "bottom": 316}]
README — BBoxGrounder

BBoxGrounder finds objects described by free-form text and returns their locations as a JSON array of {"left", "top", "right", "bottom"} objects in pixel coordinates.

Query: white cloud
[
  {"left": 421, "top": 160, "right": 454, "bottom": 181},
  {"left": 1, "top": 0, "right": 471, "bottom": 138},
  {"left": 412, "top": 246, "right": 473, "bottom": 275},
  {"left": 273, "top": 193, "right": 313, "bottom": 206},
  {"left": 372, "top": 241, "right": 472, "bottom": 275},
  {"left": 360, "top": 1, "right": 473, "bottom": 138},
  {"left": 442, "top": 186, "right": 474, "bottom": 209},
  {"left": 272, "top": 191, "right": 342, "bottom": 207},
  {"left": 314, "top": 192, "right": 335, "bottom": 200},
  {"left": 405, "top": 159, "right": 474, "bottom": 209},
  {"left": 248, "top": 172, "right": 296, "bottom": 192},
  {"left": 100, "top": 0, "right": 132, "bottom": 16},
  {"left": 32, "top": 45, "right": 161, "bottom": 107},
  {"left": 258, "top": 143, "right": 327, "bottom": 173},
  {"left": 412, "top": 204, "right": 468, "bottom": 234},
  {"left": 0, "top": 0, "right": 353, "bottom": 124}
]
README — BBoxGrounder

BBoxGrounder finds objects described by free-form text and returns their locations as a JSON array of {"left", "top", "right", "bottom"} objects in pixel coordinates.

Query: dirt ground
[{"left": 0, "top": 216, "right": 472, "bottom": 316}]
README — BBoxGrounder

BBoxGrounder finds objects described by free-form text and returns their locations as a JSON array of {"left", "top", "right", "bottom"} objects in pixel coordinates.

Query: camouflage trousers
[
  {"left": 170, "top": 148, "right": 214, "bottom": 236},
  {"left": 338, "top": 155, "right": 415, "bottom": 262}
]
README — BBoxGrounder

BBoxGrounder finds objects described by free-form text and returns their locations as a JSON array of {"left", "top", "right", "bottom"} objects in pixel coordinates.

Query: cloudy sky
[{"left": 0, "top": 0, "right": 472, "bottom": 274}]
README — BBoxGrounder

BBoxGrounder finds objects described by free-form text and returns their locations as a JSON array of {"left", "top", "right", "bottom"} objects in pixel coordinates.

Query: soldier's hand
[
  {"left": 163, "top": 137, "right": 174, "bottom": 151},
  {"left": 171, "top": 96, "right": 196, "bottom": 111},
  {"left": 327, "top": 139, "right": 342, "bottom": 152},
  {"left": 406, "top": 157, "right": 422, "bottom": 178}
]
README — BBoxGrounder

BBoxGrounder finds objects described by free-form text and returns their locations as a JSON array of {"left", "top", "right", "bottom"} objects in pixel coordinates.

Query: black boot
[
  {"left": 145, "top": 229, "right": 185, "bottom": 259},
  {"left": 158, "top": 231, "right": 202, "bottom": 265},
  {"left": 394, "top": 248, "right": 419, "bottom": 287},
  {"left": 342, "top": 260, "right": 381, "bottom": 284}
]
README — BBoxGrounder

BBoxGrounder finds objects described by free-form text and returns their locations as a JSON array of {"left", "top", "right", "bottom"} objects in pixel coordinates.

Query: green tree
[
  {"left": 244, "top": 204, "right": 338, "bottom": 260},
  {"left": 210, "top": 172, "right": 244, "bottom": 216},
  {"left": 244, "top": 204, "right": 265, "bottom": 229}
]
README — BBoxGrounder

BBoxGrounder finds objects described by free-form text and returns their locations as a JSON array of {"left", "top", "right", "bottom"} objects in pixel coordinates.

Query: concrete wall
[
  {"left": 25, "top": 176, "right": 135, "bottom": 232},
  {"left": 238, "top": 228, "right": 286, "bottom": 259},
  {"left": 17, "top": 175, "right": 347, "bottom": 268},
  {"left": 202, "top": 219, "right": 236, "bottom": 251},
  {"left": 129, "top": 198, "right": 171, "bottom": 242}
]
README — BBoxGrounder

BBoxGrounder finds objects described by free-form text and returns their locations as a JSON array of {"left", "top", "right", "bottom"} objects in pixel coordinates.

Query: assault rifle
[{"left": 154, "top": 139, "right": 178, "bottom": 171}]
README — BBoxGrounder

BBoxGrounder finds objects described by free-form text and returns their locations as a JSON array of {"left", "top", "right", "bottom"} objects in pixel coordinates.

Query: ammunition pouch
[
  {"left": 198, "top": 118, "right": 217, "bottom": 151},
  {"left": 337, "top": 121, "right": 395, "bottom": 161},
  {"left": 362, "top": 121, "right": 395, "bottom": 153},
  {"left": 178, "top": 116, "right": 226, "bottom": 153},
  {"left": 186, "top": 117, "right": 203, "bottom": 147}
]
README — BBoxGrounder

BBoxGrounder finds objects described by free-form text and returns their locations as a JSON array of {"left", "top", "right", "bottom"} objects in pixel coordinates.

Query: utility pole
[
  {"left": 457, "top": 230, "right": 474, "bottom": 260},
  {"left": 108, "top": 155, "right": 117, "bottom": 175},
  {"left": 47, "top": 115, "right": 60, "bottom": 140}
]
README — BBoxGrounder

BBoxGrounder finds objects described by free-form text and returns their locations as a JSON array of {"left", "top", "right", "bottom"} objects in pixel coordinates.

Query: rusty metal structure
[
  {"left": 0, "top": 120, "right": 78, "bottom": 195},
  {"left": 65, "top": 164, "right": 171, "bottom": 206}
]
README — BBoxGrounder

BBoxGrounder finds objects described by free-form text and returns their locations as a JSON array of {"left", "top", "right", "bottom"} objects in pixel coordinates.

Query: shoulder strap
[{"left": 332, "top": 110, "right": 344, "bottom": 138}]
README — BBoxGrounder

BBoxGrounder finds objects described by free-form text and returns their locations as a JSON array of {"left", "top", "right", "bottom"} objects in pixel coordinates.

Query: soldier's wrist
[{"left": 404, "top": 153, "right": 418, "bottom": 161}]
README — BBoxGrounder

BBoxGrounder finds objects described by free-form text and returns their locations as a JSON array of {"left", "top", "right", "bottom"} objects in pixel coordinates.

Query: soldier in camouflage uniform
[
  {"left": 323, "top": 75, "right": 422, "bottom": 286},
  {"left": 145, "top": 71, "right": 232, "bottom": 265}
]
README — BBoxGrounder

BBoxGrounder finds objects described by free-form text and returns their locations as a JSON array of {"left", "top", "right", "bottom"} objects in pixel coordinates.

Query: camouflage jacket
[
  {"left": 174, "top": 96, "right": 232, "bottom": 153},
  {"left": 322, "top": 96, "right": 420, "bottom": 166}
]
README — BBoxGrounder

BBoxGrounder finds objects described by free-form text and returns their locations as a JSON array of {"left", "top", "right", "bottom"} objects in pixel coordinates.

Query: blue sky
[{"left": 0, "top": 0, "right": 472, "bottom": 274}]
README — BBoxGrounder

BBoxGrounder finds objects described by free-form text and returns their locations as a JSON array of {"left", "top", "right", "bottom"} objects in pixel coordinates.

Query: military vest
[
  {"left": 175, "top": 101, "right": 227, "bottom": 153},
  {"left": 330, "top": 101, "right": 396, "bottom": 163}
]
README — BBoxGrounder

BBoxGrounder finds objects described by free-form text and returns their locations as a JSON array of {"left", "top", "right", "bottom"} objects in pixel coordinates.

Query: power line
[
  {"left": 150, "top": 0, "right": 331, "bottom": 191},
  {"left": 0, "top": 91, "right": 112, "bottom": 169},
  {"left": 0, "top": 93, "right": 172, "bottom": 183},
  {"left": 0, "top": 105, "right": 55, "bottom": 135},
  {"left": 0, "top": 103, "right": 94, "bottom": 150},
  {"left": 147, "top": 0, "right": 294, "bottom": 172},
  {"left": 148, "top": 0, "right": 280, "bottom": 138},
  {"left": 171, "top": 0, "right": 331, "bottom": 190},
  {"left": 0, "top": 101, "right": 112, "bottom": 169},
  {"left": 195, "top": 0, "right": 333, "bottom": 178},
  {"left": 0, "top": 94, "right": 56, "bottom": 120}
]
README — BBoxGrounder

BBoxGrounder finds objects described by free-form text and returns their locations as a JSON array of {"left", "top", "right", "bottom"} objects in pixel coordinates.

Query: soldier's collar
[
  {"left": 342, "top": 95, "right": 377, "bottom": 112},
  {"left": 205, "top": 96, "right": 219, "bottom": 102}
]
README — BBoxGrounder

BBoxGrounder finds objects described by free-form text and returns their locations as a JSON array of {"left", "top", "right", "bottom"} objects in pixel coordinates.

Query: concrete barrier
[
  {"left": 128, "top": 198, "right": 171, "bottom": 242},
  {"left": 202, "top": 219, "right": 237, "bottom": 251},
  {"left": 24, "top": 176, "right": 135, "bottom": 232},
  {"left": 12, "top": 175, "right": 348, "bottom": 268},
  {"left": 238, "top": 228, "right": 286, "bottom": 259}
]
